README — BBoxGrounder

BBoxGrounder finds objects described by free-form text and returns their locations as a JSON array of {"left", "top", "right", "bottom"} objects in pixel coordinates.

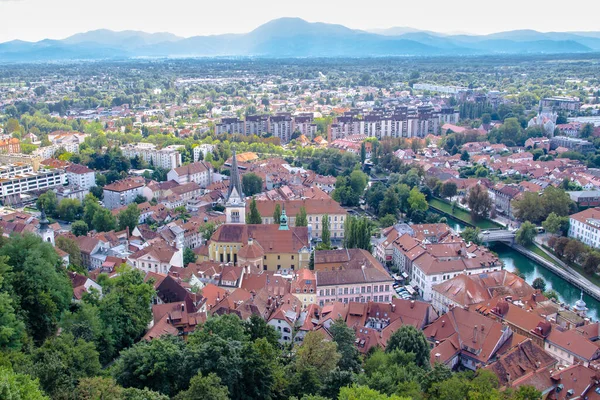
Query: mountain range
[{"left": 1, "top": 18, "right": 600, "bottom": 62}]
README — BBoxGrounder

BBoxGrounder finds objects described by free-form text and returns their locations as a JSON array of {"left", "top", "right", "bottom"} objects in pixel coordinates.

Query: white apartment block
[
  {"left": 65, "top": 164, "right": 96, "bottom": 190},
  {"left": 0, "top": 164, "right": 34, "bottom": 179},
  {"left": 167, "top": 161, "right": 212, "bottom": 188},
  {"left": 269, "top": 113, "right": 294, "bottom": 143},
  {"left": 193, "top": 144, "right": 215, "bottom": 162},
  {"left": 569, "top": 208, "right": 600, "bottom": 248},
  {"left": 103, "top": 177, "right": 146, "bottom": 209},
  {"left": 121, "top": 143, "right": 182, "bottom": 170},
  {"left": 0, "top": 169, "right": 67, "bottom": 205}
]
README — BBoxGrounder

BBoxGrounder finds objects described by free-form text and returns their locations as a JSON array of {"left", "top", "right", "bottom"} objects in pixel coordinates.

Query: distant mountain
[{"left": 0, "top": 18, "right": 598, "bottom": 62}]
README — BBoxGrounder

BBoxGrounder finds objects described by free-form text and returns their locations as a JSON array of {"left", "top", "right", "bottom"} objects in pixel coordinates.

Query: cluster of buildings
[{"left": 215, "top": 112, "right": 317, "bottom": 143}]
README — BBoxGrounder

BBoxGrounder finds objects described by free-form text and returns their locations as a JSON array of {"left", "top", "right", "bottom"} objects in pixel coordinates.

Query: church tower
[
  {"left": 225, "top": 149, "right": 246, "bottom": 224},
  {"left": 38, "top": 209, "right": 55, "bottom": 246}
]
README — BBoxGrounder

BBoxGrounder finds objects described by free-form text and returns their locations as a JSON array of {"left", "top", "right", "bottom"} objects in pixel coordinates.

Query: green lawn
[
  {"left": 429, "top": 198, "right": 500, "bottom": 229},
  {"left": 525, "top": 243, "right": 563, "bottom": 267}
]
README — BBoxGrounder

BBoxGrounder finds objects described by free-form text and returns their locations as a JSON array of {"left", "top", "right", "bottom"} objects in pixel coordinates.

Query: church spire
[{"left": 226, "top": 148, "right": 244, "bottom": 204}]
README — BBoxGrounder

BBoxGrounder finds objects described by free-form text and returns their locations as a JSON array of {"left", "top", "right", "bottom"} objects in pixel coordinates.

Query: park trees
[
  {"left": 118, "top": 203, "right": 141, "bottom": 232},
  {"left": 516, "top": 221, "right": 537, "bottom": 246},
  {"left": 242, "top": 173, "right": 263, "bottom": 196},
  {"left": 467, "top": 185, "right": 492, "bottom": 221},
  {"left": 296, "top": 206, "right": 308, "bottom": 227},
  {"left": 385, "top": 325, "right": 430, "bottom": 368}
]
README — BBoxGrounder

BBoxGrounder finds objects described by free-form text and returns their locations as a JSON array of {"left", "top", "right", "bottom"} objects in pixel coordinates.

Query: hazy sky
[{"left": 1, "top": 0, "right": 599, "bottom": 42}]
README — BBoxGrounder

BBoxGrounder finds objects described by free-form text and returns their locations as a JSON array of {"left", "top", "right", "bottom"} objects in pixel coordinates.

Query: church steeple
[
  {"left": 38, "top": 208, "right": 54, "bottom": 245},
  {"left": 225, "top": 149, "right": 246, "bottom": 224},
  {"left": 226, "top": 149, "right": 245, "bottom": 204}
]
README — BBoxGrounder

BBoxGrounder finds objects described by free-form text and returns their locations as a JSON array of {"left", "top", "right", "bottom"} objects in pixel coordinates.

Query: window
[{"left": 291, "top": 255, "right": 294, "bottom": 260}]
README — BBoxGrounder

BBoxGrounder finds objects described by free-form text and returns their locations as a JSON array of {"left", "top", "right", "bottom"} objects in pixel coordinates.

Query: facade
[
  {"left": 315, "top": 249, "right": 395, "bottom": 306},
  {"left": 269, "top": 113, "right": 293, "bottom": 143},
  {"left": 0, "top": 153, "right": 43, "bottom": 172},
  {"left": 0, "top": 169, "right": 67, "bottom": 205},
  {"left": 216, "top": 117, "right": 245, "bottom": 135},
  {"left": 245, "top": 115, "right": 269, "bottom": 136},
  {"left": 248, "top": 198, "right": 347, "bottom": 242},
  {"left": 121, "top": 142, "right": 182, "bottom": 170},
  {"left": 540, "top": 96, "right": 581, "bottom": 112},
  {"left": 0, "top": 138, "right": 21, "bottom": 154},
  {"left": 65, "top": 163, "right": 96, "bottom": 189},
  {"left": 550, "top": 136, "right": 595, "bottom": 153},
  {"left": 128, "top": 242, "right": 183, "bottom": 274},
  {"left": 167, "top": 161, "right": 212, "bottom": 187},
  {"left": 193, "top": 144, "right": 215, "bottom": 162},
  {"left": 294, "top": 113, "right": 317, "bottom": 138},
  {"left": 568, "top": 207, "right": 600, "bottom": 248},
  {"left": 103, "top": 177, "right": 146, "bottom": 209}
]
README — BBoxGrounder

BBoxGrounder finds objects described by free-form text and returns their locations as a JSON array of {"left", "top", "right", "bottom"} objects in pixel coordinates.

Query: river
[{"left": 447, "top": 221, "right": 600, "bottom": 321}]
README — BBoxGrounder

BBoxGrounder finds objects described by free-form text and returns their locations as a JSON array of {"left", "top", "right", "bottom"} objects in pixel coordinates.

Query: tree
[
  {"left": 0, "top": 367, "right": 49, "bottom": 400},
  {"left": 360, "top": 142, "right": 367, "bottom": 163},
  {"left": 133, "top": 194, "right": 147, "bottom": 204},
  {"left": 378, "top": 214, "right": 397, "bottom": 228},
  {"left": 0, "top": 234, "right": 72, "bottom": 343},
  {"left": 339, "top": 385, "right": 409, "bottom": 400},
  {"left": 242, "top": 173, "right": 263, "bottom": 196},
  {"left": 349, "top": 169, "right": 368, "bottom": 194},
  {"left": 90, "top": 186, "right": 104, "bottom": 200},
  {"left": 184, "top": 247, "right": 197, "bottom": 266},
  {"left": 174, "top": 372, "right": 229, "bottom": 400},
  {"left": 512, "top": 385, "right": 542, "bottom": 400},
  {"left": 513, "top": 193, "right": 544, "bottom": 224},
  {"left": 273, "top": 204, "right": 282, "bottom": 224},
  {"left": 113, "top": 335, "right": 188, "bottom": 397},
  {"left": 56, "top": 235, "right": 83, "bottom": 267},
  {"left": 379, "top": 187, "right": 400, "bottom": 217},
  {"left": 321, "top": 214, "right": 331, "bottom": 249},
  {"left": 247, "top": 198, "right": 262, "bottom": 224},
  {"left": 344, "top": 217, "right": 372, "bottom": 251},
  {"left": 71, "top": 220, "right": 89, "bottom": 237},
  {"left": 295, "top": 331, "right": 341, "bottom": 377},
  {"left": 583, "top": 251, "right": 600, "bottom": 275},
  {"left": 460, "top": 227, "right": 481, "bottom": 245},
  {"left": 385, "top": 325, "right": 430, "bottom": 368},
  {"left": 407, "top": 187, "right": 428, "bottom": 215},
  {"left": 199, "top": 222, "right": 216, "bottom": 242},
  {"left": 440, "top": 182, "right": 458, "bottom": 199},
  {"left": 244, "top": 314, "right": 280, "bottom": 347},
  {"left": 57, "top": 198, "right": 83, "bottom": 221},
  {"left": 296, "top": 206, "right": 308, "bottom": 227},
  {"left": 532, "top": 277, "right": 546, "bottom": 292},
  {"left": 37, "top": 190, "right": 58, "bottom": 216},
  {"left": 564, "top": 239, "right": 586, "bottom": 264},
  {"left": 460, "top": 150, "right": 470, "bottom": 162},
  {"left": 28, "top": 333, "right": 101, "bottom": 399},
  {"left": 83, "top": 194, "right": 101, "bottom": 227},
  {"left": 92, "top": 207, "right": 117, "bottom": 232},
  {"left": 516, "top": 221, "right": 537, "bottom": 246},
  {"left": 329, "top": 319, "right": 361, "bottom": 373},
  {"left": 118, "top": 203, "right": 141, "bottom": 233},
  {"left": 543, "top": 212, "right": 567, "bottom": 235},
  {"left": 467, "top": 185, "right": 492, "bottom": 221},
  {"left": 544, "top": 290, "right": 559, "bottom": 301},
  {"left": 0, "top": 258, "right": 25, "bottom": 351}
]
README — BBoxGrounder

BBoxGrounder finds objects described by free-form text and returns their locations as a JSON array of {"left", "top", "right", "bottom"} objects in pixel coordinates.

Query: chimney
[
  {"left": 441, "top": 319, "right": 445, "bottom": 327},
  {"left": 473, "top": 325, "right": 478, "bottom": 343},
  {"left": 181, "top": 303, "right": 185, "bottom": 312},
  {"left": 410, "top": 300, "right": 415, "bottom": 309},
  {"left": 391, "top": 303, "right": 396, "bottom": 312},
  {"left": 435, "top": 353, "right": 441, "bottom": 362},
  {"left": 506, "top": 373, "right": 511, "bottom": 384}
]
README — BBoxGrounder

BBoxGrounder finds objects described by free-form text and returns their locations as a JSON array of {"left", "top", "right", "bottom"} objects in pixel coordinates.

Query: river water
[{"left": 448, "top": 221, "right": 600, "bottom": 321}]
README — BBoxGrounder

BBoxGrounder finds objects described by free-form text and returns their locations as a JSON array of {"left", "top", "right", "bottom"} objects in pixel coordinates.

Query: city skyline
[{"left": 1, "top": 0, "right": 599, "bottom": 43}]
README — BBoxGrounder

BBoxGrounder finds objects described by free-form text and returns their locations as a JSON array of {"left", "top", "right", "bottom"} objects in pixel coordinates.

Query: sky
[{"left": 1, "top": 0, "right": 600, "bottom": 43}]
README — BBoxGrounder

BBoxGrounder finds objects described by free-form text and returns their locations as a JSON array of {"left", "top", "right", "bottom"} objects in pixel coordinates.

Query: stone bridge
[{"left": 478, "top": 228, "right": 516, "bottom": 244}]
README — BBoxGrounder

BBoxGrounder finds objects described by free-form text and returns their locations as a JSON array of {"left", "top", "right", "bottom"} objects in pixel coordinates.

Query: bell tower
[
  {"left": 225, "top": 149, "right": 246, "bottom": 224},
  {"left": 38, "top": 209, "right": 55, "bottom": 246}
]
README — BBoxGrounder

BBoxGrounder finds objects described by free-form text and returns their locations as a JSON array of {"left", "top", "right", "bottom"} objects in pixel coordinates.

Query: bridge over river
[{"left": 479, "top": 228, "right": 516, "bottom": 244}]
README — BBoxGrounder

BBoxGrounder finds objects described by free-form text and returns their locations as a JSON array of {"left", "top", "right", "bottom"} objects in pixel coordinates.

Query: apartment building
[
  {"left": 540, "top": 96, "right": 581, "bottom": 112},
  {"left": 193, "top": 144, "right": 215, "bottom": 162},
  {"left": 121, "top": 142, "right": 182, "bottom": 170},
  {"left": 103, "top": 177, "right": 146, "bottom": 209},
  {"left": 0, "top": 163, "right": 34, "bottom": 179},
  {"left": 269, "top": 113, "right": 293, "bottom": 143},
  {"left": 314, "top": 249, "right": 395, "bottom": 306},
  {"left": 65, "top": 163, "right": 96, "bottom": 189},
  {"left": 569, "top": 207, "right": 600, "bottom": 248},
  {"left": 245, "top": 115, "right": 269, "bottom": 136},
  {"left": 216, "top": 117, "right": 245, "bottom": 135},
  {"left": 0, "top": 138, "right": 21, "bottom": 154},
  {"left": 550, "top": 136, "right": 595, "bottom": 154},
  {"left": 0, "top": 153, "right": 43, "bottom": 171},
  {"left": 0, "top": 169, "right": 67, "bottom": 205},
  {"left": 167, "top": 161, "right": 212, "bottom": 187},
  {"left": 294, "top": 113, "right": 317, "bottom": 138}
]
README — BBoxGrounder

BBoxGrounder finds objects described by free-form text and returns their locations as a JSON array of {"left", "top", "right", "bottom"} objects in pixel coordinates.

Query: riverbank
[{"left": 429, "top": 198, "right": 501, "bottom": 229}]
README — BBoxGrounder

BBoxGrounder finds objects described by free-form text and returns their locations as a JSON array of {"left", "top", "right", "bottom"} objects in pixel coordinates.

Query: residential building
[
  {"left": 269, "top": 113, "right": 293, "bottom": 143},
  {"left": 103, "top": 176, "right": 146, "bottom": 209},
  {"left": 291, "top": 268, "right": 317, "bottom": 309},
  {"left": 568, "top": 207, "right": 600, "bottom": 248},
  {"left": 568, "top": 190, "right": 600, "bottom": 207},
  {"left": 193, "top": 144, "right": 215, "bottom": 162},
  {"left": 245, "top": 114, "right": 269, "bottom": 136},
  {"left": 128, "top": 240, "right": 183, "bottom": 274},
  {"left": 65, "top": 163, "right": 96, "bottom": 189},
  {"left": 167, "top": 161, "right": 212, "bottom": 187},
  {"left": 550, "top": 136, "right": 595, "bottom": 154},
  {"left": 0, "top": 153, "right": 43, "bottom": 171},
  {"left": 315, "top": 249, "right": 395, "bottom": 305},
  {"left": 216, "top": 117, "right": 245, "bottom": 135},
  {"left": 0, "top": 168, "right": 67, "bottom": 205},
  {"left": 0, "top": 138, "right": 20, "bottom": 154},
  {"left": 294, "top": 113, "right": 317, "bottom": 137},
  {"left": 121, "top": 142, "right": 182, "bottom": 170},
  {"left": 540, "top": 96, "right": 581, "bottom": 112}
]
